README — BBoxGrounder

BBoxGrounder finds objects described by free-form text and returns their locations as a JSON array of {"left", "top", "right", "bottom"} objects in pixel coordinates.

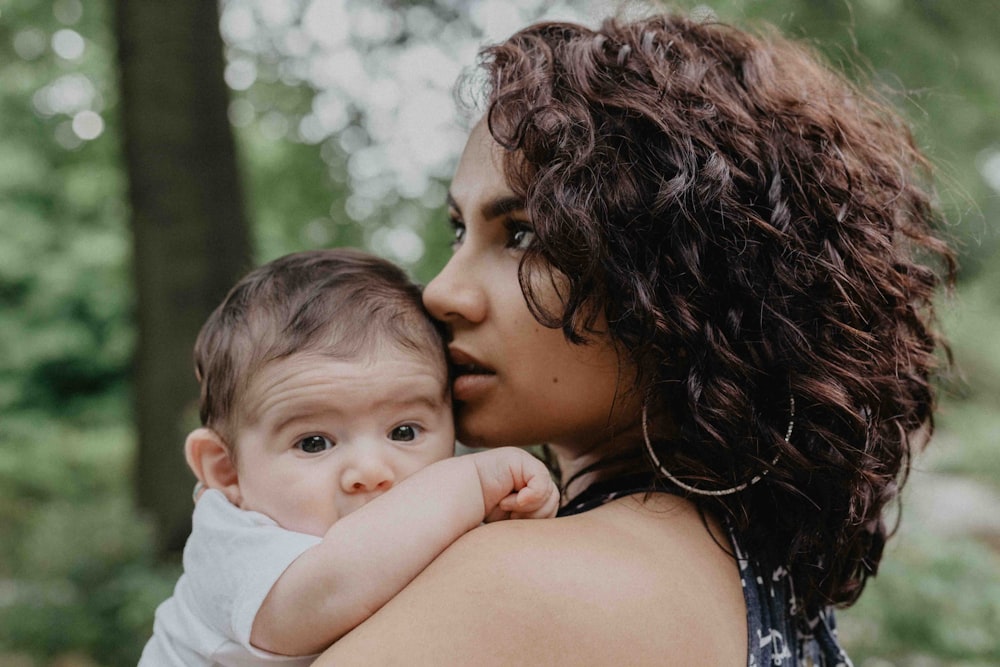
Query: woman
[{"left": 315, "top": 12, "right": 954, "bottom": 665}]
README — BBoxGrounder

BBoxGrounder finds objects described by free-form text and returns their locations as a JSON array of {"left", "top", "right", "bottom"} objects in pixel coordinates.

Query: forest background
[{"left": 0, "top": 0, "right": 998, "bottom": 665}]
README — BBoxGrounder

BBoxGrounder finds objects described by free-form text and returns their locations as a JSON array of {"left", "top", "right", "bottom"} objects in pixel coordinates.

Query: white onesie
[{"left": 139, "top": 490, "right": 322, "bottom": 666}]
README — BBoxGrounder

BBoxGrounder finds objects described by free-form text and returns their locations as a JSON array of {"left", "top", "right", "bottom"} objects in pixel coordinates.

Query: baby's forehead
[
  {"left": 244, "top": 343, "right": 447, "bottom": 403},
  {"left": 277, "top": 344, "right": 446, "bottom": 378},
  {"left": 233, "top": 346, "right": 449, "bottom": 430}
]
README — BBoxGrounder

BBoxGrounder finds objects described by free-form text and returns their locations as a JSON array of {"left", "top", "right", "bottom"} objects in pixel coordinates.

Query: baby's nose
[{"left": 340, "top": 453, "right": 395, "bottom": 494}]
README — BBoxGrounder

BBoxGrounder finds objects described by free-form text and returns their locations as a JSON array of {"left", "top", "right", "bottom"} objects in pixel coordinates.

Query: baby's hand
[
  {"left": 493, "top": 479, "right": 560, "bottom": 520},
  {"left": 472, "top": 447, "right": 559, "bottom": 523}
]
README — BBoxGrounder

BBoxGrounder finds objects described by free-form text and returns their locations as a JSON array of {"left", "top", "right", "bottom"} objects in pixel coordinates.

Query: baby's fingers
[
  {"left": 509, "top": 482, "right": 559, "bottom": 519},
  {"left": 484, "top": 501, "right": 512, "bottom": 523},
  {"left": 497, "top": 493, "right": 521, "bottom": 513}
]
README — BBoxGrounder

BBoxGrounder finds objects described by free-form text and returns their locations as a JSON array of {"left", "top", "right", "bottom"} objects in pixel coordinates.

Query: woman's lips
[
  {"left": 448, "top": 348, "right": 496, "bottom": 402},
  {"left": 452, "top": 372, "right": 496, "bottom": 402}
]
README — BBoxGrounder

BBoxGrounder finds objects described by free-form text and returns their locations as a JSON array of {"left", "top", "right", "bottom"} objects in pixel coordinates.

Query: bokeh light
[
  {"left": 71, "top": 110, "right": 104, "bottom": 140},
  {"left": 51, "top": 29, "right": 85, "bottom": 60},
  {"left": 13, "top": 28, "right": 47, "bottom": 60}
]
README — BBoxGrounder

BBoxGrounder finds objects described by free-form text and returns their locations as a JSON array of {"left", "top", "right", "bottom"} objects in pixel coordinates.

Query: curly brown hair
[{"left": 472, "top": 13, "right": 956, "bottom": 613}]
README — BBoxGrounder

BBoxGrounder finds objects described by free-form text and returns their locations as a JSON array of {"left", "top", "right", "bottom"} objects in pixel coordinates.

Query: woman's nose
[
  {"left": 423, "top": 251, "right": 486, "bottom": 325},
  {"left": 340, "top": 450, "right": 395, "bottom": 494}
]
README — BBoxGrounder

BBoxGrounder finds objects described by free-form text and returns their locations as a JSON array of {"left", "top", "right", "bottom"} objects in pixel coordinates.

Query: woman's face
[{"left": 423, "top": 121, "right": 641, "bottom": 452}]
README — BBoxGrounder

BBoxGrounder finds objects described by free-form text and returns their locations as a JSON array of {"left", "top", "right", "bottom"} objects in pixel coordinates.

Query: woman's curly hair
[{"left": 474, "top": 13, "right": 956, "bottom": 613}]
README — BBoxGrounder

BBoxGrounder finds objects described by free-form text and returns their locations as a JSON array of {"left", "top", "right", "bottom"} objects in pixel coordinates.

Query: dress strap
[{"left": 557, "top": 472, "right": 662, "bottom": 516}]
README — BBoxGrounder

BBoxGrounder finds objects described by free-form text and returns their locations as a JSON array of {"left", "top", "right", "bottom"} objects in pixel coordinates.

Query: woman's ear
[{"left": 185, "top": 427, "right": 242, "bottom": 506}]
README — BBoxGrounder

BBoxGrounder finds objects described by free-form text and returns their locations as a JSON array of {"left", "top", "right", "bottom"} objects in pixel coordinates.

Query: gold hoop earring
[{"left": 642, "top": 396, "right": 793, "bottom": 497}]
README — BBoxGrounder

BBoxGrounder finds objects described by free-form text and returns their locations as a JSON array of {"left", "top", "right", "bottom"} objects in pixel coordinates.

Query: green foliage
[
  {"left": 930, "top": 270, "right": 1000, "bottom": 488},
  {"left": 840, "top": 528, "right": 1000, "bottom": 665},
  {"left": 0, "top": 0, "right": 132, "bottom": 414},
  {"left": 933, "top": 400, "right": 1000, "bottom": 489},
  {"left": 0, "top": 406, "right": 179, "bottom": 666},
  {"left": 0, "top": 502, "right": 179, "bottom": 666},
  {"left": 238, "top": 117, "right": 360, "bottom": 261},
  {"left": 229, "top": 62, "right": 454, "bottom": 281}
]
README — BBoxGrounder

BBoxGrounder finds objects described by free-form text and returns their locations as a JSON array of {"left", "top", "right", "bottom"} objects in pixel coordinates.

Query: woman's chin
[{"left": 455, "top": 409, "right": 522, "bottom": 449}]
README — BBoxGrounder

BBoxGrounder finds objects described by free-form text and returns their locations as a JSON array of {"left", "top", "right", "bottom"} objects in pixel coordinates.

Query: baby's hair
[
  {"left": 474, "top": 13, "right": 956, "bottom": 614},
  {"left": 193, "top": 248, "right": 446, "bottom": 448}
]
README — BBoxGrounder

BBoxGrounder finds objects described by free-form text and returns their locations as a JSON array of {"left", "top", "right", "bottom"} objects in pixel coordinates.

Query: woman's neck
[
  {"left": 549, "top": 444, "right": 606, "bottom": 501},
  {"left": 549, "top": 425, "right": 646, "bottom": 502}
]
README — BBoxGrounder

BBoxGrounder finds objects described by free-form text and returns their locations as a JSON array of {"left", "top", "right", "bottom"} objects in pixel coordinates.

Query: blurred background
[{"left": 0, "top": 0, "right": 997, "bottom": 664}]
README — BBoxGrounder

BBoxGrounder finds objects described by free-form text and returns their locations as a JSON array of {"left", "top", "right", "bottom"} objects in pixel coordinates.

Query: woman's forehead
[{"left": 450, "top": 121, "right": 513, "bottom": 207}]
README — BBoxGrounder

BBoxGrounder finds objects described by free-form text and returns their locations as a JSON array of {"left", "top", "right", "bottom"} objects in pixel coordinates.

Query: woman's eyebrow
[
  {"left": 447, "top": 191, "right": 526, "bottom": 220},
  {"left": 446, "top": 191, "right": 460, "bottom": 213}
]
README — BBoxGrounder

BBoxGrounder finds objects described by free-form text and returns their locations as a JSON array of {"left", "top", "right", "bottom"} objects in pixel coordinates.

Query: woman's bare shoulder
[{"left": 314, "top": 495, "right": 745, "bottom": 666}]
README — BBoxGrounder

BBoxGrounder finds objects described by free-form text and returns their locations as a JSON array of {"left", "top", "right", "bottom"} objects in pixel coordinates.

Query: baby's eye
[
  {"left": 505, "top": 221, "right": 535, "bottom": 250},
  {"left": 296, "top": 435, "right": 334, "bottom": 454},
  {"left": 389, "top": 424, "right": 420, "bottom": 442}
]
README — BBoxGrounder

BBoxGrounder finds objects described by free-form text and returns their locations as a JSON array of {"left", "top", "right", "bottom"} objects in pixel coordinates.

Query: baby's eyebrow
[
  {"left": 272, "top": 409, "right": 323, "bottom": 436},
  {"left": 271, "top": 393, "right": 445, "bottom": 434}
]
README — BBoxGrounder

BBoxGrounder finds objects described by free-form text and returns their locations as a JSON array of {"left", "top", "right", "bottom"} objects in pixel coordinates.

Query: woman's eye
[
  {"left": 506, "top": 222, "right": 535, "bottom": 250},
  {"left": 448, "top": 216, "right": 466, "bottom": 247},
  {"left": 389, "top": 424, "right": 420, "bottom": 442},
  {"left": 296, "top": 435, "right": 334, "bottom": 454}
]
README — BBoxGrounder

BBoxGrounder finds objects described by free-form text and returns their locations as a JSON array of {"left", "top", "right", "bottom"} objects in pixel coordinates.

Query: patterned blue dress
[{"left": 557, "top": 475, "right": 853, "bottom": 667}]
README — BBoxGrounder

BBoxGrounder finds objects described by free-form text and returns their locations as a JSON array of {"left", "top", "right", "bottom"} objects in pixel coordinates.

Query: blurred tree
[{"left": 114, "top": 0, "right": 253, "bottom": 553}]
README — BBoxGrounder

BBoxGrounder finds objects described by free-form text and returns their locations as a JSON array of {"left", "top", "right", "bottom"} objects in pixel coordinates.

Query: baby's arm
[{"left": 250, "top": 446, "right": 558, "bottom": 656}]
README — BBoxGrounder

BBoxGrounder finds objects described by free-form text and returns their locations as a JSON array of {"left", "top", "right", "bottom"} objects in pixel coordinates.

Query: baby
[{"left": 139, "top": 249, "right": 558, "bottom": 665}]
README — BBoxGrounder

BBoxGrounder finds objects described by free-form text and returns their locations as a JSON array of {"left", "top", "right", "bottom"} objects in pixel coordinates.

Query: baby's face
[{"left": 231, "top": 349, "right": 454, "bottom": 536}]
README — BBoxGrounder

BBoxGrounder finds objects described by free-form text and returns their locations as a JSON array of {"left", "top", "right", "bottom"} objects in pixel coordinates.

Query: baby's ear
[{"left": 185, "top": 427, "right": 241, "bottom": 506}]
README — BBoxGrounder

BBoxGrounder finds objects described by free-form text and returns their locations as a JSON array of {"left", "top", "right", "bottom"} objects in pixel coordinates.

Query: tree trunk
[{"left": 114, "top": 0, "right": 253, "bottom": 554}]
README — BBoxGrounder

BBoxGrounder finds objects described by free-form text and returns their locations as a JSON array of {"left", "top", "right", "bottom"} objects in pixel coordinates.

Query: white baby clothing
[{"left": 138, "top": 490, "right": 322, "bottom": 666}]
